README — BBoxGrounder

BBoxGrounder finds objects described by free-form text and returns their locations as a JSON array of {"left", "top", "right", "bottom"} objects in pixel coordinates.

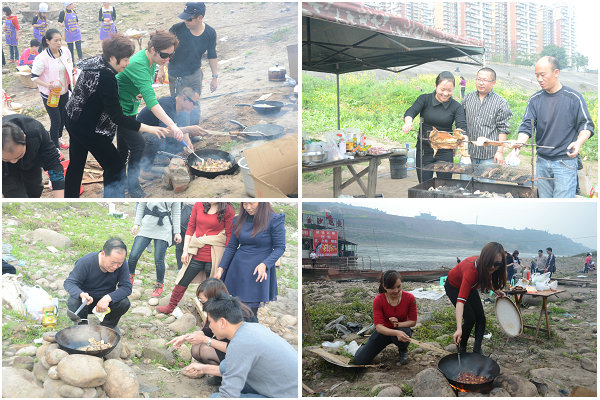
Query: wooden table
[
  {"left": 302, "top": 152, "right": 393, "bottom": 197},
  {"left": 505, "top": 289, "right": 566, "bottom": 342}
]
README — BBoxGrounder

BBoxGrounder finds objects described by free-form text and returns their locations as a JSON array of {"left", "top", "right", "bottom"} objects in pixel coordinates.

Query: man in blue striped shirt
[{"left": 515, "top": 56, "right": 595, "bottom": 198}]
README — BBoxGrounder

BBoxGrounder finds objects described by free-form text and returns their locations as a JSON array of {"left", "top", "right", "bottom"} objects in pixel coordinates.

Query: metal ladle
[
  {"left": 180, "top": 140, "right": 204, "bottom": 167},
  {"left": 67, "top": 300, "right": 87, "bottom": 325}
]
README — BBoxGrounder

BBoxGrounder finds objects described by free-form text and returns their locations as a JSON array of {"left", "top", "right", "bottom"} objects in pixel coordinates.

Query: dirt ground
[{"left": 2, "top": 2, "right": 298, "bottom": 198}]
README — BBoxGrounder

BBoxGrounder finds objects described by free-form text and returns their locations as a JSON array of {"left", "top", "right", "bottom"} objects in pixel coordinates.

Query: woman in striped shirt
[{"left": 444, "top": 242, "right": 506, "bottom": 355}]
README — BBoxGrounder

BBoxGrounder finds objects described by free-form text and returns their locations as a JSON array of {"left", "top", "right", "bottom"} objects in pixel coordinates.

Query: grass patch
[
  {"left": 548, "top": 305, "right": 568, "bottom": 314},
  {"left": 270, "top": 27, "right": 291, "bottom": 43},
  {"left": 303, "top": 170, "right": 332, "bottom": 183}
]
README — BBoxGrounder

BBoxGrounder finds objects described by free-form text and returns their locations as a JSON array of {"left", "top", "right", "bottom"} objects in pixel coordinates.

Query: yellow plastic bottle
[{"left": 46, "top": 87, "right": 61, "bottom": 108}]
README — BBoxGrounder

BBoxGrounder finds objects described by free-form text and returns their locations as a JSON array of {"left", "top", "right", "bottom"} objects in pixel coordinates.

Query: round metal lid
[{"left": 495, "top": 296, "right": 523, "bottom": 337}]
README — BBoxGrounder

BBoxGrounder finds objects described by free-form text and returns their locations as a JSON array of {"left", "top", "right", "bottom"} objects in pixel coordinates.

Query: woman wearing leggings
[
  {"left": 354, "top": 271, "right": 417, "bottom": 366},
  {"left": 445, "top": 242, "right": 507, "bottom": 355}
]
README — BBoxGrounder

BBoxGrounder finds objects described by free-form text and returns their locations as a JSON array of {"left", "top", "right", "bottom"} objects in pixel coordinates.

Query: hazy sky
[
  {"left": 574, "top": 2, "right": 599, "bottom": 68},
  {"left": 332, "top": 199, "right": 597, "bottom": 249}
]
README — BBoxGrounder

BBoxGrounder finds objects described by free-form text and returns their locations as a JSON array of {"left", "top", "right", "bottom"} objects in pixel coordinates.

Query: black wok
[
  {"left": 55, "top": 325, "right": 120, "bottom": 358},
  {"left": 187, "top": 149, "right": 238, "bottom": 179},
  {"left": 438, "top": 352, "right": 500, "bottom": 393},
  {"left": 229, "top": 120, "right": 285, "bottom": 141},
  {"left": 235, "top": 100, "right": 285, "bottom": 114}
]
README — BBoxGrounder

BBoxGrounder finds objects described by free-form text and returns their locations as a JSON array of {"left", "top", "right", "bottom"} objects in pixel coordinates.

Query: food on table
[
  {"left": 429, "top": 127, "right": 467, "bottom": 157},
  {"left": 367, "top": 146, "right": 388, "bottom": 155},
  {"left": 78, "top": 337, "right": 112, "bottom": 351},
  {"left": 193, "top": 158, "right": 232, "bottom": 172},
  {"left": 456, "top": 372, "right": 489, "bottom": 384}
]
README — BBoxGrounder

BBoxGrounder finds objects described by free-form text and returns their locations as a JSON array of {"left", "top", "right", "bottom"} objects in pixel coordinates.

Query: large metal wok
[
  {"left": 235, "top": 100, "right": 286, "bottom": 115},
  {"left": 55, "top": 325, "right": 120, "bottom": 358},
  {"left": 159, "top": 149, "right": 238, "bottom": 179},
  {"left": 438, "top": 352, "right": 500, "bottom": 393},
  {"left": 229, "top": 120, "right": 285, "bottom": 141}
]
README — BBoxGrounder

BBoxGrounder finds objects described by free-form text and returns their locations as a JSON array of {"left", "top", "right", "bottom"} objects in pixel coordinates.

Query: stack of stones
[{"left": 162, "top": 158, "right": 191, "bottom": 193}]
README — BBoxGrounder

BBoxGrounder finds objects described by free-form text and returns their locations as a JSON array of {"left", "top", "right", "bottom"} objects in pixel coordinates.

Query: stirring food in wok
[
  {"left": 78, "top": 337, "right": 112, "bottom": 352},
  {"left": 456, "top": 372, "right": 489, "bottom": 384},
  {"left": 193, "top": 158, "right": 232, "bottom": 172}
]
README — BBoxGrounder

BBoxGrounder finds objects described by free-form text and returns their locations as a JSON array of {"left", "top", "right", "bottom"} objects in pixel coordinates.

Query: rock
[
  {"left": 57, "top": 354, "right": 107, "bottom": 387},
  {"left": 377, "top": 385, "right": 403, "bottom": 397},
  {"left": 27, "top": 228, "right": 72, "bottom": 248},
  {"left": 96, "top": 386, "right": 106, "bottom": 397},
  {"left": 530, "top": 377, "right": 561, "bottom": 397},
  {"left": 42, "top": 332, "right": 57, "bottom": 343},
  {"left": 47, "top": 366, "right": 59, "bottom": 380},
  {"left": 16, "top": 346, "right": 37, "bottom": 357},
  {"left": 12, "top": 356, "right": 34, "bottom": 371},
  {"left": 83, "top": 387, "right": 98, "bottom": 398},
  {"left": 341, "top": 333, "right": 360, "bottom": 342},
  {"left": 43, "top": 377, "right": 66, "bottom": 397},
  {"left": 33, "top": 361, "right": 48, "bottom": 382},
  {"left": 521, "top": 295, "right": 542, "bottom": 306},
  {"left": 142, "top": 346, "right": 174, "bottom": 366},
  {"left": 413, "top": 347, "right": 424, "bottom": 354},
  {"left": 493, "top": 374, "right": 538, "bottom": 397},
  {"left": 320, "top": 333, "right": 335, "bottom": 341},
  {"left": 324, "top": 315, "right": 347, "bottom": 331},
  {"left": 370, "top": 383, "right": 393, "bottom": 395},
  {"left": 103, "top": 359, "right": 139, "bottom": 398},
  {"left": 279, "top": 314, "right": 298, "bottom": 327},
  {"left": 168, "top": 313, "right": 197, "bottom": 334},
  {"left": 59, "top": 384, "right": 85, "bottom": 398},
  {"left": 412, "top": 367, "right": 456, "bottom": 397},
  {"left": 131, "top": 306, "right": 153, "bottom": 317},
  {"left": 2, "top": 367, "right": 43, "bottom": 398},
  {"left": 164, "top": 315, "right": 176, "bottom": 324},
  {"left": 39, "top": 354, "right": 51, "bottom": 369},
  {"left": 489, "top": 387, "right": 510, "bottom": 397},
  {"left": 178, "top": 345, "right": 192, "bottom": 362},
  {"left": 162, "top": 158, "right": 191, "bottom": 193},
  {"left": 148, "top": 298, "right": 159, "bottom": 306},
  {"left": 45, "top": 348, "right": 69, "bottom": 365},
  {"left": 158, "top": 296, "right": 171, "bottom": 307},
  {"left": 105, "top": 341, "right": 123, "bottom": 360},
  {"left": 580, "top": 357, "right": 596, "bottom": 372},
  {"left": 444, "top": 343, "right": 458, "bottom": 353},
  {"left": 530, "top": 367, "right": 597, "bottom": 389},
  {"left": 130, "top": 289, "right": 142, "bottom": 300},
  {"left": 458, "top": 392, "right": 484, "bottom": 397}
]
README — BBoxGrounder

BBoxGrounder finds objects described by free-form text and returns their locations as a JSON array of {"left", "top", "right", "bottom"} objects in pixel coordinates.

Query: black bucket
[{"left": 390, "top": 155, "right": 408, "bottom": 179}]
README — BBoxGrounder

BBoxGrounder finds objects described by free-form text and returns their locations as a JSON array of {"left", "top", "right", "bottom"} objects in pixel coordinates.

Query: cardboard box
[
  {"left": 244, "top": 134, "right": 298, "bottom": 198},
  {"left": 15, "top": 66, "right": 37, "bottom": 89}
]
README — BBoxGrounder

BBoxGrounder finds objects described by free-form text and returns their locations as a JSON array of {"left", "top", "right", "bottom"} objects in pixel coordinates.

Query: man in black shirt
[
  {"left": 158, "top": 2, "right": 218, "bottom": 103},
  {"left": 515, "top": 56, "right": 594, "bottom": 198},
  {"left": 2, "top": 115, "right": 64, "bottom": 198},
  {"left": 544, "top": 247, "right": 556, "bottom": 278}
]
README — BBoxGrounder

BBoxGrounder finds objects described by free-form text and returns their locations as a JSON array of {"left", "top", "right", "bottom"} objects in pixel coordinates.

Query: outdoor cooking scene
[
  {"left": 2, "top": 2, "right": 298, "bottom": 198},
  {"left": 302, "top": 2, "right": 598, "bottom": 198},
  {"left": 2, "top": 201, "right": 299, "bottom": 398},
  {"left": 302, "top": 200, "right": 597, "bottom": 397}
]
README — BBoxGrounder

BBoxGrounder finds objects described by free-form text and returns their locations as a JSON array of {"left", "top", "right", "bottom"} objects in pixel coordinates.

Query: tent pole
[{"left": 336, "top": 69, "right": 340, "bottom": 130}]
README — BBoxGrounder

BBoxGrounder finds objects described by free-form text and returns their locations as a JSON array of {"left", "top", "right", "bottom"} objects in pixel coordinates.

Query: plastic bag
[
  {"left": 2, "top": 274, "right": 27, "bottom": 314},
  {"left": 505, "top": 149, "right": 521, "bottom": 167},
  {"left": 22, "top": 285, "right": 54, "bottom": 322},
  {"left": 549, "top": 280, "right": 558, "bottom": 290},
  {"left": 322, "top": 340, "right": 345, "bottom": 349},
  {"left": 531, "top": 272, "right": 551, "bottom": 284},
  {"left": 535, "top": 281, "right": 550, "bottom": 291},
  {"left": 343, "top": 340, "right": 359, "bottom": 356}
]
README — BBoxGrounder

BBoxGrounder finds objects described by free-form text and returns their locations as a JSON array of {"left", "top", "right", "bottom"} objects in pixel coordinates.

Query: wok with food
[
  {"left": 186, "top": 149, "right": 238, "bottom": 179},
  {"left": 78, "top": 337, "right": 112, "bottom": 352},
  {"left": 55, "top": 325, "right": 120, "bottom": 357},
  {"left": 193, "top": 158, "right": 232, "bottom": 172}
]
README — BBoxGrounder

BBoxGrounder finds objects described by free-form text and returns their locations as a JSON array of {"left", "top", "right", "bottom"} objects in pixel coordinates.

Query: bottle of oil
[{"left": 46, "top": 86, "right": 61, "bottom": 108}]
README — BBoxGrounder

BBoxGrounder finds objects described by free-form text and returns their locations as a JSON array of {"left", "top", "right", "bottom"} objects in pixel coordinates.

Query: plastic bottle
[
  {"left": 337, "top": 134, "right": 345, "bottom": 155},
  {"left": 46, "top": 87, "right": 61, "bottom": 108},
  {"left": 406, "top": 143, "right": 416, "bottom": 170}
]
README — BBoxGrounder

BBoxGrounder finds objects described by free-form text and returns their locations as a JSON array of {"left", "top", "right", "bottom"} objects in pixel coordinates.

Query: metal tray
[{"left": 408, "top": 178, "right": 538, "bottom": 198}]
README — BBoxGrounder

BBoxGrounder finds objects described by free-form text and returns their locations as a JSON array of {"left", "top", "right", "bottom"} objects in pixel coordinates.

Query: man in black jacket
[
  {"left": 2, "top": 114, "right": 64, "bottom": 198},
  {"left": 544, "top": 247, "right": 556, "bottom": 278}
]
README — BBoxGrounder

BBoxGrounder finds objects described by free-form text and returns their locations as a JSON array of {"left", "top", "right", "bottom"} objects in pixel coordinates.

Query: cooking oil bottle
[{"left": 46, "top": 87, "right": 61, "bottom": 107}]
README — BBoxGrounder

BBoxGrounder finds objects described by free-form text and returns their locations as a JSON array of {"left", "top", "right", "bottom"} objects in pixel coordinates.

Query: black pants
[
  {"left": 507, "top": 266, "right": 515, "bottom": 283},
  {"left": 42, "top": 92, "right": 69, "bottom": 149},
  {"left": 416, "top": 142, "right": 453, "bottom": 183},
  {"left": 65, "top": 124, "right": 125, "bottom": 198},
  {"left": 67, "top": 40, "right": 83, "bottom": 61},
  {"left": 67, "top": 295, "right": 130, "bottom": 328},
  {"left": 178, "top": 260, "right": 211, "bottom": 287},
  {"left": 444, "top": 280, "right": 485, "bottom": 352},
  {"left": 175, "top": 239, "right": 185, "bottom": 271},
  {"left": 353, "top": 327, "right": 412, "bottom": 365},
  {"left": 140, "top": 134, "right": 184, "bottom": 170},
  {"left": 117, "top": 125, "right": 145, "bottom": 191},
  {"left": 2, "top": 165, "right": 44, "bottom": 198}
]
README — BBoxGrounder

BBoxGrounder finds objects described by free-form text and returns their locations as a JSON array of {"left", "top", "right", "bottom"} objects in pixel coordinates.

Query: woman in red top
[
  {"left": 157, "top": 202, "right": 234, "bottom": 314},
  {"left": 354, "top": 271, "right": 417, "bottom": 365},
  {"left": 445, "top": 242, "right": 506, "bottom": 355}
]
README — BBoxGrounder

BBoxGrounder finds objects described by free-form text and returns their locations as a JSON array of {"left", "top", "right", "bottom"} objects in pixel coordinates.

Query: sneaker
[
  {"left": 152, "top": 282, "right": 164, "bottom": 297},
  {"left": 59, "top": 138, "right": 69, "bottom": 149},
  {"left": 130, "top": 274, "right": 135, "bottom": 285},
  {"left": 397, "top": 351, "right": 409, "bottom": 365}
]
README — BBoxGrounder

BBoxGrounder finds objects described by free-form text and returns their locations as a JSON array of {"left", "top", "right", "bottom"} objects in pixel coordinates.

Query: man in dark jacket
[
  {"left": 2, "top": 114, "right": 64, "bottom": 198},
  {"left": 544, "top": 247, "right": 556, "bottom": 278},
  {"left": 64, "top": 238, "right": 132, "bottom": 333}
]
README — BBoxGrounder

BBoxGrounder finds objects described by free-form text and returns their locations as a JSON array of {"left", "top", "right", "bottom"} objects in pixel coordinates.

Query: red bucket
[{"left": 47, "top": 159, "right": 83, "bottom": 195}]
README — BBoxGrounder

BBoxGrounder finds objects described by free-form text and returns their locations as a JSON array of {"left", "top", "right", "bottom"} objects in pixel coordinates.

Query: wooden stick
[
  {"left": 409, "top": 338, "right": 451, "bottom": 356},
  {"left": 302, "top": 383, "right": 316, "bottom": 394}
]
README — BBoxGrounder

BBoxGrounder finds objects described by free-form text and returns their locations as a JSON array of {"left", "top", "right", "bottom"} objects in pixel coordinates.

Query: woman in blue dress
[{"left": 215, "top": 202, "right": 286, "bottom": 320}]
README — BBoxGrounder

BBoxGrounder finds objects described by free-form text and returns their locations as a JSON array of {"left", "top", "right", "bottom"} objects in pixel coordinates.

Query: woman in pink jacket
[{"left": 31, "top": 29, "right": 74, "bottom": 153}]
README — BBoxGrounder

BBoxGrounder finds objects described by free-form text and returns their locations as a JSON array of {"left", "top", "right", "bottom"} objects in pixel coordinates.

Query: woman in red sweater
[
  {"left": 445, "top": 242, "right": 507, "bottom": 355},
  {"left": 354, "top": 271, "right": 417, "bottom": 365},
  {"left": 157, "top": 202, "right": 234, "bottom": 314}
]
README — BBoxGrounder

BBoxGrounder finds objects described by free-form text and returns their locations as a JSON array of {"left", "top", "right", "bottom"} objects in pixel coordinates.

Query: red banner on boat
[
  {"left": 302, "top": 228, "right": 311, "bottom": 237},
  {"left": 313, "top": 230, "right": 338, "bottom": 257}
]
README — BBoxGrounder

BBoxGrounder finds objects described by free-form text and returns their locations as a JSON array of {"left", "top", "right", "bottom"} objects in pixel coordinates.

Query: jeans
[
  {"left": 353, "top": 327, "right": 412, "bottom": 365},
  {"left": 9, "top": 45, "right": 19, "bottom": 60},
  {"left": 445, "top": 280, "right": 485, "bottom": 353},
  {"left": 117, "top": 125, "right": 146, "bottom": 191},
  {"left": 67, "top": 40, "right": 83, "bottom": 61},
  {"left": 536, "top": 155, "right": 578, "bottom": 198},
  {"left": 460, "top": 157, "right": 495, "bottom": 182},
  {"left": 42, "top": 92, "right": 69, "bottom": 149},
  {"left": 209, "top": 359, "right": 267, "bottom": 398},
  {"left": 128, "top": 236, "right": 168, "bottom": 283},
  {"left": 65, "top": 124, "right": 125, "bottom": 198},
  {"left": 67, "top": 295, "right": 130, "bottom": 328}
]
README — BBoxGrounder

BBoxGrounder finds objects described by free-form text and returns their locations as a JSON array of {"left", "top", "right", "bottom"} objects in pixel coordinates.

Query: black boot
[{"left": 128, "top": 180, "right": 147, "bottom": 198}]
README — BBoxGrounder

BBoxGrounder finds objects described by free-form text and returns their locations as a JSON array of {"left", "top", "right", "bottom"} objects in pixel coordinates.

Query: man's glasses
[
  {"left": 184, "top": 95, "right": 199, "bottom": 107},
  {"left": 158, "top": 51, "right": 174, "bottom": 59},
  {"left": 476, "top": 78, "right": 494, "bottom": 83}
]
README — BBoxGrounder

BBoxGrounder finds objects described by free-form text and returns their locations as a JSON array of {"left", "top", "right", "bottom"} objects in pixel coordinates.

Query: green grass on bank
[{"left": 302, "top": 72, "right": 598, "bottom": 161}]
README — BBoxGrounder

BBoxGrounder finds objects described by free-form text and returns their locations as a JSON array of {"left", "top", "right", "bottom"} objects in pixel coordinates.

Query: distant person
[
  {"left": 584, "top": 253, "right": 593, "bottom": 274},
  {"left": 402, "top": 71, "right": 468, "bottom": 183},
  {"left": 32, "top": 3, "right": 48, "bottom": 45},
  {"left": 3, "top": 6, "right": 19, "bottom": 63},
  {"left": 445, "top": 242, "right": 507, "bottom": 355},
  {"left": 512, "top": 250, "right": 521, "bottom": 276},
  {"left": 58, "top": 2, "right": 83, "bottom": 61},
  {"left": 532, "top": 249, "right": 546, "bottom": 274},
  {"left": 310, "top": 250, "right": 317, "bottom": 267},
  {"left": 19, "top": 39, "right": 40, "bottom": 66},
  {"left": 505, "top": 251, "right": 515, "bottom": 286},
  {"left": 353, "top": 271, "right": 417, "bottom": 366},
  {"left": 459, "top": 76, "right": 466, "bottom": 99},
  {"left": 544, "top": 247, "right": 556, "bottom": 278},
  {"left": 98, "top": 2, "right": 116, "bottom": 41},
  {"left": 514, "top": 56, "right": 595, "bottom": 197}
]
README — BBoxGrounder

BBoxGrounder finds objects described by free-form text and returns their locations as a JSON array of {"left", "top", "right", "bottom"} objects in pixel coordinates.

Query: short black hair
[
  {"left": 546, "top": 247, "right": 553, "bottom": 252},
  {"left": 435, "top": 71, "right": 455, "bottom": 87},
  {"left": 204, "top": 292, "right": 243, "bottom": 324},
  {"left": 478, "top": 67, "right": 496, "bottom": 81},
  {"left": 2, "top": 122, "right": 27, "bottom": 151},
  {"left": 538, "top": 249, "right": 543, "bottom": 253},
  {"left": 103, "top": 238, "right": 127, "bottom": 256},
  {"left": 378, "top": 270, "right": 402, "bottom": 294},
  {"left": 2, "top": 6, "right": 11, "bottom": 15},
  {"left": 30, "top": 39, "right": 41, "bottom": 48}
]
